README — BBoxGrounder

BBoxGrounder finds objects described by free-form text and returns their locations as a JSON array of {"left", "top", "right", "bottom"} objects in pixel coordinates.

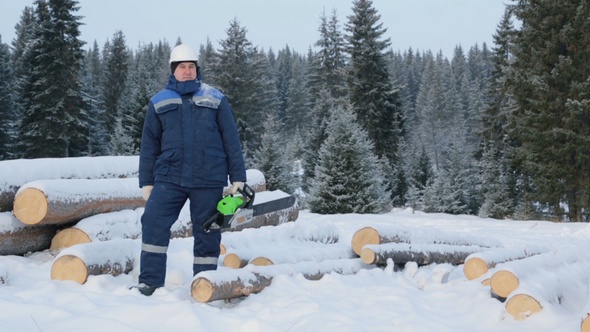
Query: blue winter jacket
[{"left": 138, "top": 75, "right": 246, "bottom": 188}]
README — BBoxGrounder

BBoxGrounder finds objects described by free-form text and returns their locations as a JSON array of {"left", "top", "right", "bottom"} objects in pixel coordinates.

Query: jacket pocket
[{"left": 203, "top": 148, "right": 227, "bottom": 182}]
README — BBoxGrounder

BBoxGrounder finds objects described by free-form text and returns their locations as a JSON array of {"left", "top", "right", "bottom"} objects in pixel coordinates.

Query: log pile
[
  {"left": 0, "top": 166, "right": 270, "bottom": 256},
  {"left": 0, "top": 155, "right": 139, "bottom": 212},
  {"left": 462, "top": 245, "right": 549, "bottom": 281}
]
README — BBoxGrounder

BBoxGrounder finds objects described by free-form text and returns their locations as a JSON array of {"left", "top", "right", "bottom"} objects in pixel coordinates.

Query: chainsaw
[{"left": 202, "top": 183, "right": 297, "bottom": 232}]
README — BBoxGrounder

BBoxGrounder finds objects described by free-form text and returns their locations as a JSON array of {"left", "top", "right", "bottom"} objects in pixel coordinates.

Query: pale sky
[{"left": 0, "top": 0, "right": 508, "bottom": 58}]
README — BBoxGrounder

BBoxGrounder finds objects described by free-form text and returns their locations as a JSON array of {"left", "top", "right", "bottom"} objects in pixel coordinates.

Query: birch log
[
  {"left": 191, "top": 258, "right": 368, "bottom": 303},
  {"left": 0, "top": 211, "right": 63, "bottom": 255},
  {"left": 50, "top": 239, "right": 135, "bottom": 284},
  {"left": 463, "top": 245, "right": 550, "bottom": 280},
  {"left": 361, "top": 242, "right": 485, "bottom": 266},
  {"left": 0, "top": 156, "right": 139, "bottom": 212},
  {"left": 13, "top": 178, "right": 144, "bottom": 226},
  {"left": 351, "top": 225, "right": 501, "bottom": 256}
]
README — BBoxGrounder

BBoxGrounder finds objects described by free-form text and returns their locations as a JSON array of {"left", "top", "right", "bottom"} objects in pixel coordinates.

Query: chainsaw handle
[{"left": 237, "top": 183, "right": 255, "bottom": 209}]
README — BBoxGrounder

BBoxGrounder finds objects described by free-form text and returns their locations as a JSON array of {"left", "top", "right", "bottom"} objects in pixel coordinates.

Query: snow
[{"left": 1, "top": 156, "right": 590, "bottom": 331}]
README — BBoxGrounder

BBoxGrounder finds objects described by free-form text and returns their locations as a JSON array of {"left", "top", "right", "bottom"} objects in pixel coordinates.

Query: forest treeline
[{"left": 0, "top": 0, "right": 588, "bottom": 221}]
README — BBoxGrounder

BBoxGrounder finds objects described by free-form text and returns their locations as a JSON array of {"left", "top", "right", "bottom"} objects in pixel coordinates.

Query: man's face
[{"left": 173, "top": 62, "right": 197, "bottom": 81}]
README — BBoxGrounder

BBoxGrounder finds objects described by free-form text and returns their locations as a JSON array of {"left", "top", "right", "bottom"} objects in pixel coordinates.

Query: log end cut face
[
  {"left": 250, "top": 257, "right": 273, "bottom": 266},
  {"left": 51, "top": 255, "right": 89, "bottom": 284},
  {"left": 463, "top": 257, "right": 489, "bottom": 280},
  {"left": 490, "top": 270, "right": 519, "bottom": 299},
  {"left": 360, "top": 247, "right": 376, "bottom": 265},
  {"left": 50, "top": 228, "right": 92, "bottom": 250},
  {"left": 505, "top": 294, "right": 542, "bottom": 320},
  {"left": 191, "top": 278, "right": 213, "bottom": 303},
  {"left": 581, "top": 313, "right": 590, "bottom": 332},
  {"left": 13, "top": 188, "right": 48, "bottom": 225},
  {"left": 351, "top": 227, "right": 380, "bottom": 256},
  {"left": 223, "top": 253, "right": 244, "bottom": 269}
]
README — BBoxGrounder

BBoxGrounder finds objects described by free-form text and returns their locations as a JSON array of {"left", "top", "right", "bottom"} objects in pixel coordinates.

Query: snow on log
[
  {"left": 248, "top": 243, "right": 355, "bottom": 266},
  {"left": 191, "top": 258, "right": 369, "bottom": 303},
  {"left": 503, "top": 245, "right": 590, "bottom": 320},
  {"left": 223, "top": 169, "right": 266, "bottom": 195},
  {"left": 361, "top": 242, "right": 485, "bottom": 266},
  {"left": 50, "top": 239, "right": 135, "bottom": 284},
  {"left": 0, "top": 211, "right": 63, "bottom": 255},
  {"left": 490, "top": 245, "right": 590, "bottom": 301},
  {"left": 50, "top": 209, "right": 142, "bottom": 250},
  {"left": 0, "top": 156, "right": 139, "bottom": 212},
  {"left": 463, "top": 244, "right": 550, "bottom": 280},
  {"left": 13, "top": 178, "right": 144, "bottom": 226},
  {"left": 351, "top": 225, "right": 501, "bottom": 256}
]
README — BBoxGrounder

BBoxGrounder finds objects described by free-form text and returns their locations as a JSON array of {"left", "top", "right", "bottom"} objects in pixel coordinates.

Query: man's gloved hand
[
  {"left": 229, "top": 181, "right": 244, "bottom": 195},
  {"left": 141, "top": 185, "right": 153, "bottom": 201}
]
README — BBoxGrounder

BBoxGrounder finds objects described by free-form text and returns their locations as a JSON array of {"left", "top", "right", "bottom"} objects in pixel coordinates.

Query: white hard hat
[{"left": 169, "top": 44, "right": 198, "bottom": 63}]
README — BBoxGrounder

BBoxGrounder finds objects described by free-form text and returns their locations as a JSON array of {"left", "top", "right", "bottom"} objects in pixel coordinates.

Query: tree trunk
[
  {"left": 0, "top": 156, "right": 140, "bottom": 212},
  {"left": 191, "top": 258, "right": 368, "bottom": 302},
  {"left": 0, "top": 211, "right": 65, "bottom": 255},
  {"left": 50, "top": 239, "right": 135, "bottom": 284},
  {"left": 351, "top": 225, "right": 501, "bottom": 256},
  {"left": 361, "top": 243, "right": 484, "bottom": 266},
  {"left": 248, "top": 243, "right": 354, "bottom": 267},
  {"left": 13, "top": 178, "right": 145, "bottom": 226},
  {"left": 463, "top": 245, "right": 549, "bottom": 280}
]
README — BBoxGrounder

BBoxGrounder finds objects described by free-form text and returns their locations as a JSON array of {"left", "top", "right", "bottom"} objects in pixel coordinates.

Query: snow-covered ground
[{"left": 1, "top": 208, "right": 590, "bottom": 332}]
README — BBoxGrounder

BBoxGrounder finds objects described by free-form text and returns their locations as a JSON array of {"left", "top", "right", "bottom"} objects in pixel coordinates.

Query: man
[{"left": 133, "top": 44, "right": 246, "bottom": 296}]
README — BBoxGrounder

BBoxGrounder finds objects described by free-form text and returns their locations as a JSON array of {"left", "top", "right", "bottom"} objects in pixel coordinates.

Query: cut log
[
  {"left": 582, "top": 314, "right": 590, "bottom": 332},
  {"left": 222, "top": 253, "right": 249, "bottom": 269},
  {"left": 351, "top": 225, "right": 501, "bottom": 256},
  {"left": 0, "top": 155, "right": 139, "bottom": 212},
  {"left": 463, "top": 245, "right": 549, "bottom": 280},
  {"left": 490, "top": 270, "right": 519, "bottom": 301},
  {"left": 220, "top": 243, "right": 226, "bottom": 255},
  {"left": 50, "top": 239, "right": 135, "bottom": 284},
  {"left": 50, "top": 209, "right": 141, "bottom": 250},
  {"left": 249, "top": 243, "right": 355, "bottom": 267},
  {"left": 501, "top": 246, "right": 590, "bottom": 320},
  {"left": 505, "top": 294, "right": 542, "bottom": 320},
  {"left": 191, "top": 258, "right": 368, "bottom": 303},
  {"left": 361, "top": 242, "right": 484, "bottom": 266},
  {"left": 0, "top": 211, "right": 64, "bottom": 255},
  {"left": 13, "top": 178, "right": 144, "bottom": 226}
]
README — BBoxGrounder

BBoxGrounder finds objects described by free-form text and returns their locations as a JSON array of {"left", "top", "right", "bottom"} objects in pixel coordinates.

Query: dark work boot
[{"left": 130, "top": 283, "right": 158, "bottom": 296}]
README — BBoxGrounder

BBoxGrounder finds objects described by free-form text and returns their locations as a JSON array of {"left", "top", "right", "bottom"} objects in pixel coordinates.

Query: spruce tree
[
  {"left": 345, "top": 0, "right": 405, "bottom": 204},
  {"left": 100, "top": 30, "right": 129, "bottom": 142},
  {"left": 0, "top": 37, "right": 15, "bottom": 159},
  {"left": 252, "top": 111, "right": 296, "bottom": 193},
  {"left": 308, "top": 102, "right": 390, "bottom": 214},
  {"left": 19, "top": 0, "right": 89, "bottom": 158},
  {"left": 507, "top": 0, "right": 590, "bottom": 221}
]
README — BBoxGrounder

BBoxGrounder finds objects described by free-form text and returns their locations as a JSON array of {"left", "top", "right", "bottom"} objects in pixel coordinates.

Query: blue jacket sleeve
[
  {"left": 217, "top": 97, "right": 247, "bottom": 183},
  {"left": 138, "top": 101, "right": 161, "bottom": 187}
]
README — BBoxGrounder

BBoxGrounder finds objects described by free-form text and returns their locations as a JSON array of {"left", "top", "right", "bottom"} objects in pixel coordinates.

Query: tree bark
[
  {"left": 13, "top": 178, "right": 145, "bottom": 226},
  {"left": 50, "top": 239, "right": 135, "bottom": 284},
  {"left": 361, "top": 243, "right": 484, "bottom": 266},
  {"left": 351, "top": 225, "right": 501, "bottom": 256},
  {"left": 0, "top": 211, "right": 65, "bottom": 255},
  {"left": 0, "top": 156, "right": 139, "bottom": 212},
  {"left": 191, "top": 258, "right": 368, "bottom": 302}
]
